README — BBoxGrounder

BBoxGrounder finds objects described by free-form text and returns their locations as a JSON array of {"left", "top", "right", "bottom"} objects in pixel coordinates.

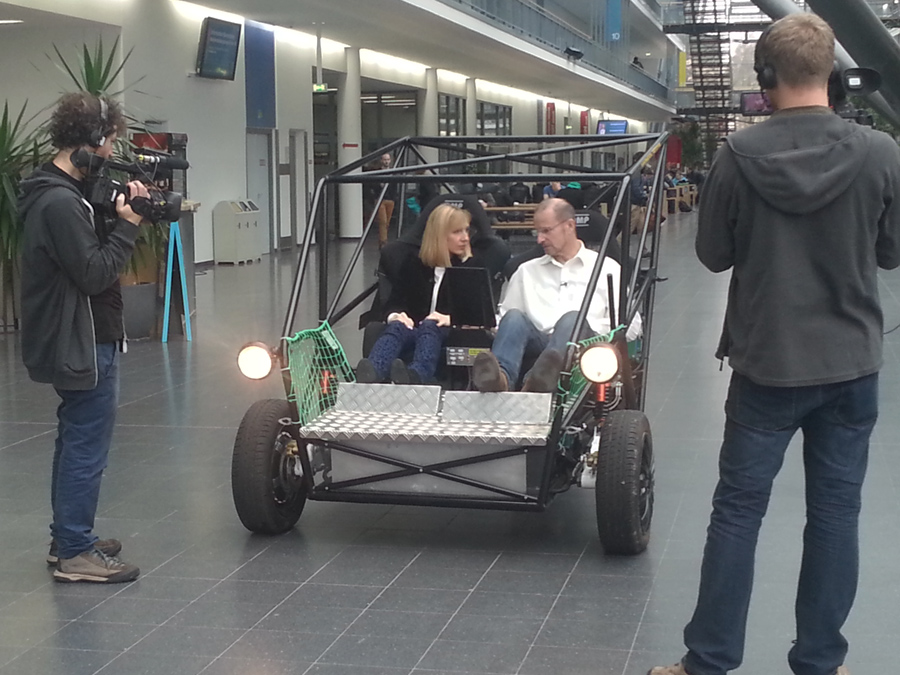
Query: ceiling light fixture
[{"left": 0, "top": 19, "right": 24, "bottom": 24}]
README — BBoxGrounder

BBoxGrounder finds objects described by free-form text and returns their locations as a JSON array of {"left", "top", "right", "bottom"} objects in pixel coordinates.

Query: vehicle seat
[{"left": 503, "top": 209, "right": 621, "bottom": 280}]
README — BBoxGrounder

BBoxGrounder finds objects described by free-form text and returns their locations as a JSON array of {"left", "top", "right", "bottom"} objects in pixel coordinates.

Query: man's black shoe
[
  {"left": 472, "top": 352, "right": 508, "bottom": 392},
  {"left": 521, "top": 349, "right": 564, "bottom": 393}
]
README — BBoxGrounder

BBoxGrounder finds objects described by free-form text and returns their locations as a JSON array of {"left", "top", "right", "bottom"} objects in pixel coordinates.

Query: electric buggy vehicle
[{"left": 231, "top": 132, "right": 668, "bottom": 555}]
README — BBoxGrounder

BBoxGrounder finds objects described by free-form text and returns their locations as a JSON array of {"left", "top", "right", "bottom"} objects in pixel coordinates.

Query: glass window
[
  {"left": 439, "top": 94, "right": 466, "bottom": 137},
  {"left": 477, "top": 101, "right": 512, "bottom": 136}
]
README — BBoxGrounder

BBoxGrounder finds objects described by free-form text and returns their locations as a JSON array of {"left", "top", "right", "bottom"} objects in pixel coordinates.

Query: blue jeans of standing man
[
  {"left": 682, "top": 371, "right": 877, "bottom": 675},
  {"left": 492, "top": 309, "right": 587, "bottom": 388},
  {"left": 51, "top": 343, "right": 119, "bottom": 560}
]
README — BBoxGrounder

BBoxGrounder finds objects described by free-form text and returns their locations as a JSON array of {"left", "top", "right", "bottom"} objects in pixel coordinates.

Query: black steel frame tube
[{"left": 281, "top": 178, "right": 325, "bottom": 341}]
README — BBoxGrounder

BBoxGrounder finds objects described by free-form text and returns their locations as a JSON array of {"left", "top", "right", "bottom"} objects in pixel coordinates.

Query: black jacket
[
  {"left": 18, "top": 167, "right": 139, "bottom": 390},
  {"left": 380, "top": 246, "right": 478, "bottom": 323},
  {"left": 697, "top": 107, "right": 900, "bottom": 386}
]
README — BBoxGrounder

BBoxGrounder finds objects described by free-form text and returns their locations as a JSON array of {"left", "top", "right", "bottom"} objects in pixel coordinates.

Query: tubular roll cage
[{"left": 277, "top": 133, "right": 668, "bottom": 510}]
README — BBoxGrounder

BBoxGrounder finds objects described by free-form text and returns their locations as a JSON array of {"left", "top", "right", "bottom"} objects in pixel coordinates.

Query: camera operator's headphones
[
  {"left": 754, "top": 24, "right": 778, "bottom": 90},
  {"left": 89, "top": 96, "right": 109, "bottom": 148}
]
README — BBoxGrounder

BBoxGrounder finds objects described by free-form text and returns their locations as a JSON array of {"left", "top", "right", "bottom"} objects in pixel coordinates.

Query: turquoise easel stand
[{"left": 161, "top": 221, "right": 192, "bottom": 342}]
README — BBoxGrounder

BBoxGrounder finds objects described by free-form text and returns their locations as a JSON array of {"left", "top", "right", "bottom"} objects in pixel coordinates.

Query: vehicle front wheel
[
  {"left": 232, "top": 399, "right": 307, "bottom": 534},
  {"left": 595, "top": 410, "right": 654, "bottom": 555}
]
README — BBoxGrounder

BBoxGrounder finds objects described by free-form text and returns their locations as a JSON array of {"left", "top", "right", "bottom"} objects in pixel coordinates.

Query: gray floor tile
[
  {"left": 224, "top": 628, "right": 337, "bottom": 662},
  {"left": 92, "top": 651, "right": 215, "bottom": 675},
  {"left": 38, "top": 620, "right": 154, "bottom": 652},
  {"left": 439, "top": 614, "right": 543, "bottom": 645},
  {"left": 458, "top": 591, "right": 557, "bottom": 618},
  {"left": 417, "top": 639, "right": 531, "bottom": 673},
  {"left": 518, "top": 645, "right": 629, "bottom": 675},
  {"left": 319, "top": 634, "right": 437, "bottom": 669},
  {"left": 203, "top": 657, "right": 312, "bottom": 675},
  {"left": 345, "top": 609, "right": 453, "bottom": 640},
  {"left": 0, "top": 647, "right": 117, "bottom": 675}
]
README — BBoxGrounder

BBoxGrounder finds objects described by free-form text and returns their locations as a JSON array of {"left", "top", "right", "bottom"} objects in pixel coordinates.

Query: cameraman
[
  {"left": 650, "top": 14, "right": 900, "bottom": 675},
  {"left": 18, "top": 92, "right": 149, "bottom": 583}
]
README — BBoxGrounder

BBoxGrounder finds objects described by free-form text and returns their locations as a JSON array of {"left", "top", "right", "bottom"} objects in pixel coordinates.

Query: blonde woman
[{"left": 357, "top": 203, "right": 472, "bottom": 384}]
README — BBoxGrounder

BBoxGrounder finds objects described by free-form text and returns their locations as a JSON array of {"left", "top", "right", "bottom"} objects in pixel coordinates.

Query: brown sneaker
[
  {"left": 47, "top": 538, "right": 122, "bottom": 565},
  {"left": 472, "top": 352, "right": 508, "bottom": 392},
  {"left": 648, "top": 664, "right": 688, "bottom": 675},
  {"left": 54, "top": 548, "right": 139, "bottom": 583}
]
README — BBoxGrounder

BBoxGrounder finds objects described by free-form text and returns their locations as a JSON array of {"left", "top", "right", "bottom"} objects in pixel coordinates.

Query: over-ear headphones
[
  {"left": 754, "top": 25, "right": 777, "bottom": 90},
  {"left": 89, "top": 96, "right": 109, "bottom": 148}
]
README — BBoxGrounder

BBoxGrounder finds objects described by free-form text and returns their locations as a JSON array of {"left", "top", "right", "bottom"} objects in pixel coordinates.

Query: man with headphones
[
  {"left": 651, "top": 14, "right": 900, "bottom": 675},
  {"left": 18, "top": 92, "right": 150, "bottom": 583}
]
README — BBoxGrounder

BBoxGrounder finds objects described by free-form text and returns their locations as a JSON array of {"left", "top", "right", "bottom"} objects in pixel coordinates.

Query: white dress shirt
[{"left": 499, "top": 243, "right": 642, "bottom": 340}]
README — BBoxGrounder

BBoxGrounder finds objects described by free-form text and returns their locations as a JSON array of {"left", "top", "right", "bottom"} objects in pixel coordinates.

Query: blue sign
[{"left": 606, "top": 0, "right": 622, "bottom": 41}]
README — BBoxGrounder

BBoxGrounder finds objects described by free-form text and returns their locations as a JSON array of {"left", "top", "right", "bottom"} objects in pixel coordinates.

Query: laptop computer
[{"left": 443, "top": 266, "right": 496, "bottom": 329}]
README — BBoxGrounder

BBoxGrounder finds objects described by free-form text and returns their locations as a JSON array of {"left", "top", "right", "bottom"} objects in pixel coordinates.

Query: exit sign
[{"left": 313, "top": 83, "right": 329, "bottom": 93}]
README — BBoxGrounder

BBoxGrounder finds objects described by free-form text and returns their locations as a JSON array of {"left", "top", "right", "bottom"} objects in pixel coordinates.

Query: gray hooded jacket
[
  {"left": 18, "top": 167, "right": 139, "bottom": 390},
  {"left": 696, "top": 106, "right": 900, "bottom": 386}
]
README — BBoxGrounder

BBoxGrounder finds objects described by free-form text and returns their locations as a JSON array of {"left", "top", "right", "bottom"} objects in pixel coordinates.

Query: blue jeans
[
  {"left": 51, "top": 343, "right": 119, "bottom": 560},
  {"left": 683, "top": 371, "right": 877, "bottom": 675},
  {"left": 368, "top": 320, "right": 447, "bottom": 381},
  {"left": 492, "top": 310, "right": 588, "bottom": 388}
]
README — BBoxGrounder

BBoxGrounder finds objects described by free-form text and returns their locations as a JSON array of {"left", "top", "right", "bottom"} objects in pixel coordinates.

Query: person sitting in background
[
  {"left": 356, "top": 203, "right": 473, "bottom": 385},
  {"left": 542, "top": 181, "right": 562, "bottom": 200},
  {"left": 472, "top": 198, "right": 642, "bottom": 393},
  {"left": 672, "top": 168, "right": 689, "bottom": 185}
]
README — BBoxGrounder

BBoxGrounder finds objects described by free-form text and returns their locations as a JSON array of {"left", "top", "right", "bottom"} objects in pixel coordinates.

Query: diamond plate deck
[
  {"left": 441, "top": 391, "right": 552, "bottom": 424},
  {"left": 335, "top": 383, "right": 441, "bottom": 415},
  {"left": 300, "top": 410, "right": 550, "bottom": 445}
]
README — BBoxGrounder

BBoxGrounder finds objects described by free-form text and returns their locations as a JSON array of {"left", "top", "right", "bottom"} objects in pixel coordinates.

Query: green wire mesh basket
[{"left": 284, "top": 322, "right": 355, "bottom": 426}]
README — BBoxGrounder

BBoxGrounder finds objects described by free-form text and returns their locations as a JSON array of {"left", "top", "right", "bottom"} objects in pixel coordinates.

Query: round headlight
[
  {"left": 579, "top": 344, "right": 619, "bottom": 384},
  {"left": 237, "top": 342, "right": 274, "bottom": 380}
]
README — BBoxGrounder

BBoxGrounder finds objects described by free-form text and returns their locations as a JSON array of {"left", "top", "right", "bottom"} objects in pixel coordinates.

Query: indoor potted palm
[{"left": 0, "top": 101, "right": 47, "bottom": 332}]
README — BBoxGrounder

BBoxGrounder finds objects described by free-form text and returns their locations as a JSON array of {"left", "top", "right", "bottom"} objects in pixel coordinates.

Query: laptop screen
[{"left": 442, "top": 266, "right": 496, "bottom": 328}]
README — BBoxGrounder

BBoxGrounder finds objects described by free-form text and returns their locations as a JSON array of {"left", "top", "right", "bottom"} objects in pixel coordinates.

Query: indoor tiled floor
[{"left": 2, "top": 211, "right": 900, "bottom": 675}]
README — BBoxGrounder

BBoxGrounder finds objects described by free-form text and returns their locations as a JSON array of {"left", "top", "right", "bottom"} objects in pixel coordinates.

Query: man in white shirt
[{"left": 473, "top": 198, "right": 641, "bottom": 392}]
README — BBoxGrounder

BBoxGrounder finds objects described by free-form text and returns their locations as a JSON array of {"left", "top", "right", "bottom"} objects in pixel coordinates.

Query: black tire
[
  {"left": 232, "top": 399, "right": 307, "bottom": 534},
  {"left": 595, "top": 410, "right": 654, "bottom": 555}
]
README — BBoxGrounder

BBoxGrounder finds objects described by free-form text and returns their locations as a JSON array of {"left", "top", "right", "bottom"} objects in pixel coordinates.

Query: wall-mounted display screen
[
  {"left": 196, "top": 17, "right": 242, "bottom": 80},
  {"left": 597, "top": 120, "right": 628, "bottom": 134}
]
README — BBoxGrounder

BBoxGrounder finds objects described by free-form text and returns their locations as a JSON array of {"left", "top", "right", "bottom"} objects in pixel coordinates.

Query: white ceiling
[{"left": 0, "top": 0, "right": 676, "bottom": 120}]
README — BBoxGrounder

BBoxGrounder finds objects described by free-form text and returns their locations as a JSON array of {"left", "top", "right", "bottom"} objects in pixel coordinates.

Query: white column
[
  {"left": 418, "top": 67, "right": 439, "bottom": 164},
  {"left": 465, "top": 77, "right": 478, "bottom": 137},
  {"left": 337, "top": 46, "right": 363, "bottom": 238}
]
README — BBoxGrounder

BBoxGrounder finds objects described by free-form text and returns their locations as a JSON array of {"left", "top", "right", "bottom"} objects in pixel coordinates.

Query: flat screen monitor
[
  {"left": 597, "top": 120, "right": 628, "bottom": 135},
  {"left": 196, "top": 17, "right": 242, "bottom": 80}
]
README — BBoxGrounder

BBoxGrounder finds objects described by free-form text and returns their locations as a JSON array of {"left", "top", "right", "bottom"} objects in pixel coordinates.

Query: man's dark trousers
[
  {"left": 682, "top": 371, "right": 877, "bottom": 675},
  {"left": 51, "top": 343, "right": 119, "bottom": 560}
]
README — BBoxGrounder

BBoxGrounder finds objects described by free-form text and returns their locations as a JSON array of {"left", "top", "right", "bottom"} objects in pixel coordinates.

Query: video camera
[
  {"left": 71, "top": 147, "right": 189, "bottom": 223},
  {"left": 739, "top": 67, "right": 882, "bottom": 126}
]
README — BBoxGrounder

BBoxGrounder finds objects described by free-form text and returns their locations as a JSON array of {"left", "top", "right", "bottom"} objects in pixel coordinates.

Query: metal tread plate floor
[{"left": 300, "top": 409, "right": 551, "bottom": 445}]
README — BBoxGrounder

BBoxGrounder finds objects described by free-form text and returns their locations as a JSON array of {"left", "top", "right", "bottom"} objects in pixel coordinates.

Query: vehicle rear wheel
[
  {"left": 232, "top": 399, "right": 307, "bottom": 534},
  {"left": 595, "top": 410, "right": 654, "bottom": 555}
]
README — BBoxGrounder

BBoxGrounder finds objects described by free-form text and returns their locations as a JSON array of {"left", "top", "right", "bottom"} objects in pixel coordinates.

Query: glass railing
[{"left": 436, "top": 0, "right": 673, "bottom": 103}]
